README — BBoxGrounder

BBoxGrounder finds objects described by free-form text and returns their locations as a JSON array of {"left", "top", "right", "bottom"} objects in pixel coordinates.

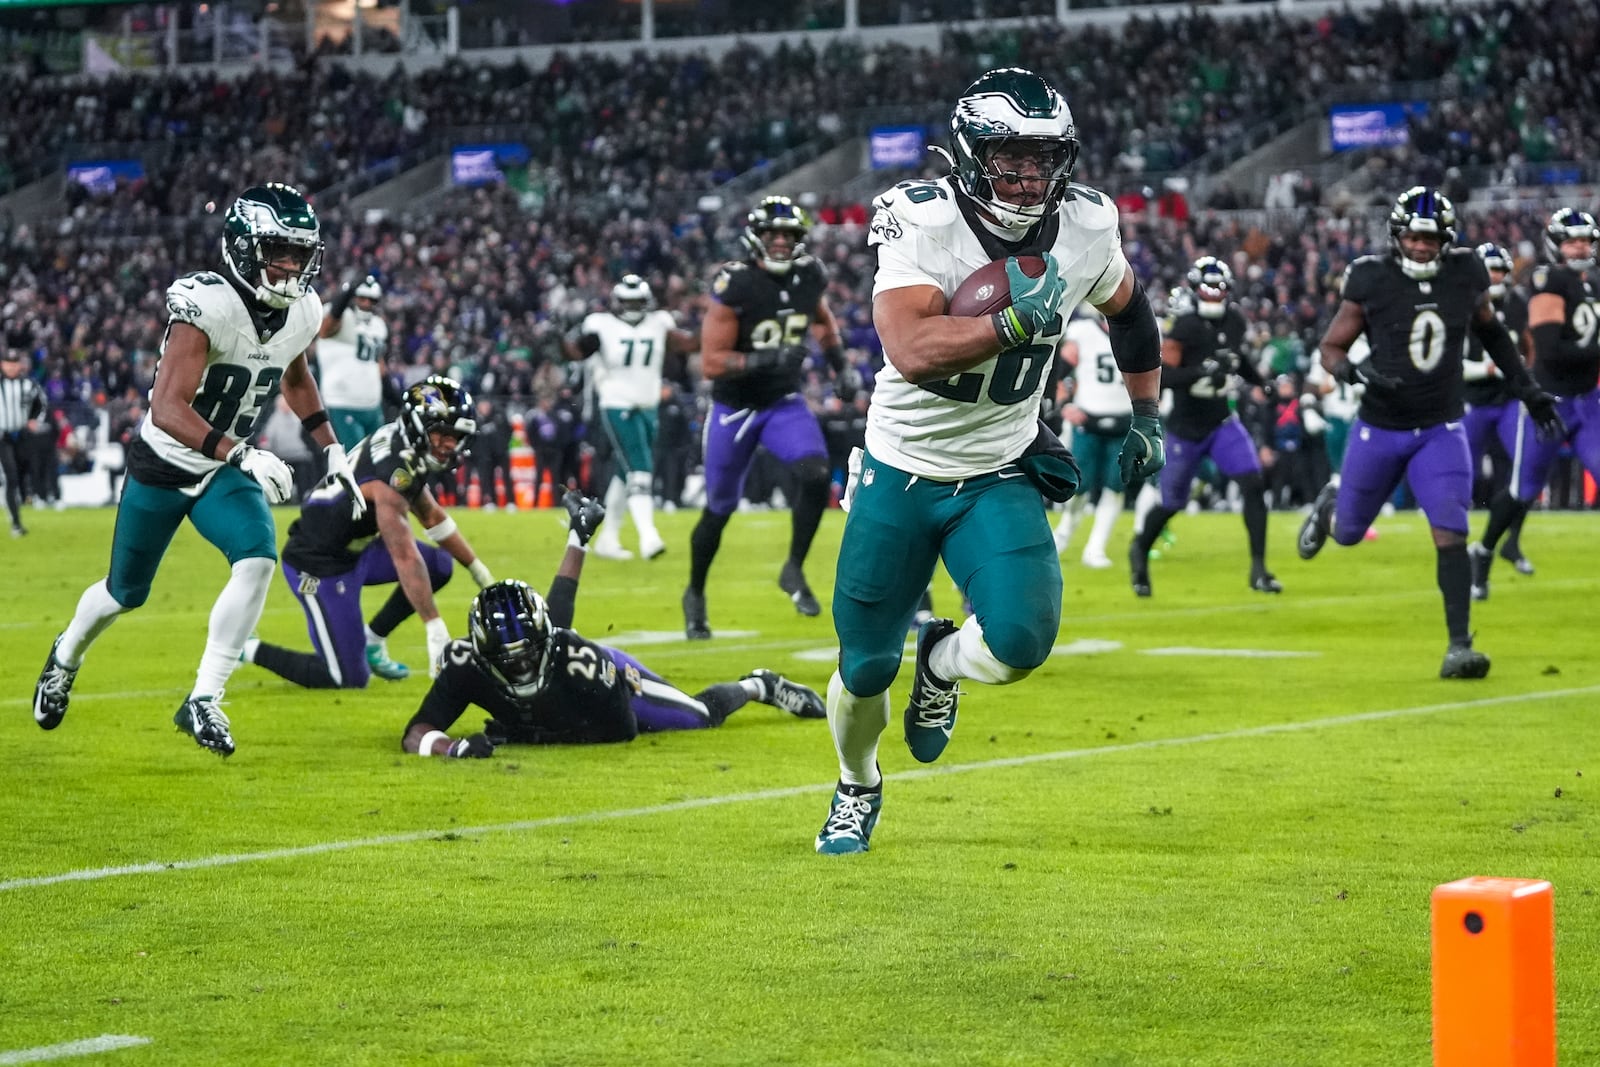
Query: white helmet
[
  {"left": 352, "top": 275, "right": 382, "bottom": 324},
  {"left": 611, "top": 274, "right": 652, "bottom": 325}
]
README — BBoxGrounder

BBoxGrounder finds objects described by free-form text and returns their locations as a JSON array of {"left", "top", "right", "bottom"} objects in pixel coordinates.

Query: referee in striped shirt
[{"left": 0, "top": 336, "right": 45, "bottom": 537}]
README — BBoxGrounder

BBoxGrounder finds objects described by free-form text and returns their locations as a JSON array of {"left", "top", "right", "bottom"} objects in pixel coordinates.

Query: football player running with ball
[
  {"left": 1297, "top": 187, "right": 1562, "bottom": 679},
  {"left": 32, "top": 183, "right": 364, "bottom": 757},
  {"left": 402, "top": 491, "right": 826, "bottom": 757},
  {"left": 815, "top": 68, "right": 1165, "bottom": 854}
]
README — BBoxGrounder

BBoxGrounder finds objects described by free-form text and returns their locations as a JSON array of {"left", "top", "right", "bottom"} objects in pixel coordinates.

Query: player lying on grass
[{"left": 401, "top": 491, "right": 827, "bottom": 758}]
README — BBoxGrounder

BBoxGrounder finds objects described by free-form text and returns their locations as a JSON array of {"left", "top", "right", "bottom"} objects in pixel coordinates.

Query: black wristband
[
  {"left": 1131, "top": 398, "right": 1160, "bottom": 419},
  {"left": 301, "top": 410, "right": 330, "bottom": 434},
  {"left": 202, "top": 427, "right": 226, "bottom": 460},
  {"left": 822, "top": 344, "right": 846, "bottom": 372}
]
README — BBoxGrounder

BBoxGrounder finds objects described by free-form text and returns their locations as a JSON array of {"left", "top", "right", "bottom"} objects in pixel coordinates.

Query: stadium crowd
[{"left": 1, "top": 0, "right": 1597, "bottom": 512}]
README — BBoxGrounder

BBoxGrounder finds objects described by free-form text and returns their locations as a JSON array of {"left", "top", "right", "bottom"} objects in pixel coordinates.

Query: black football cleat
[
  {"left": 779, "top": 559, "right": 822, "bottom": 617},
  {"left": 1297, "top": 481, "right": 1338, "bottom": 560},
  {"left": 1128, "top": 538, "right": 1152, "bottom": 598},
  {"left": 174, "top": 695, "right": 236, "bottom": 757},
  {"left": 1250, "top": 568, "right": 1283, "bottom": 594},
  {"left": 745, "top": 668, "right": 826, "bottom": 719},
  {"left": 1468, "top": 542, "right": 1493, "bottom": 602},
  {"left": 903, "top": 617, "right": 961, "bottom": 763},
  {"left": 34, "top": 634, "right": 77, "bottom": 731},
  {"left": 1440, "top": 640, "right": 1491, "bottom": 680},
  {"left": 1499, "top": 543, "right": 1535, "bottom": 576},
  {"left": 682, "top": 587, "right": 712, "bottom": 641}
]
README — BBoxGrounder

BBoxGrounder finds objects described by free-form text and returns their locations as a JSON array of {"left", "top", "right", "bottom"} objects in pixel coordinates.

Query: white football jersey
[
  {"left": 140, "top": 270, "right": 322, "bottom": 477},
  {"left": 1065, "top": 315, "right": 1130, "bottom": 417},
  {"left": 867, "top": 175, "right": 1126, "bottom": 478},
  {"left": 316, "top": 307, "right": 389, "bottom": 409},
  {"left": 582, "top": 310, "right": 676, "bottom": 410},
  {"left": 1306, "top": 334, "right": 1365, "bottom": 421}
]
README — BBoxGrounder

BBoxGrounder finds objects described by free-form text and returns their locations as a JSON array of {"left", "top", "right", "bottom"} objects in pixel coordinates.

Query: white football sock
[
  {"left": 626, "top": 472, "right": 660, "bottom": 541},
  {"left": 1133, "top": 481, "right": 1162, "bottom": 536},
  {"left": 1084, "top": 491, "right": 1124, "bottom": 560},
  {"left": 364, "top": 624, "right": 383, "bottom": 646},
  {"left": 601, "top": 477, "right": 629, "bottom": 544},
  {"left": 827, "top": 670, "right": 888, "bottom": 788},
  {"left": 58, "top": 579, "right": 127, "bottom": 668},
  {"left": 1052, "top": 497, "right": 1082, "bottom": 542},
  {"left": 932, "top": 614, "right": 1031, "bottom": 686},
  {"left": 191, "top": 556, "right": 274, "bottom": 700}
]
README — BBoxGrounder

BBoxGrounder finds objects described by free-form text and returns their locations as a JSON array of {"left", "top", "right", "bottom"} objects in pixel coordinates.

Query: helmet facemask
[
  {"left": 352, "top": 276, "right": 383, "bottom": 325},
  {"left": 611, "top": 275, "right": 653, "bottom": 325},
  {"left": 221, "top": 184, "right": 324, "bottom": 310},
  {"left": 1388, "top": 187, "right": 1455, "bottom": 281},
  {"left": 940, "top": 68, "right": 1079, "bottom": 235},
  {"left": 468, "top": 582, "right": 553, "bottom": 699},
  {"left": 398, "top": 376, "right": 478, "bottom": 473},
  {"left": 1544, "top": 209, "right": 1598, "bottom": 271},
  {"left": 740, "top": 198, "right": 809, "bottom": 275},
  {"left": 1187, "top": 257, "right": 1233, "bottom": 320}
]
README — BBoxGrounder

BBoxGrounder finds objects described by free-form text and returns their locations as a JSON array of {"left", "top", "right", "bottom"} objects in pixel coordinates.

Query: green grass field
[{"left": 2, "top": 504, "right": 1596, "bottom": 1066}]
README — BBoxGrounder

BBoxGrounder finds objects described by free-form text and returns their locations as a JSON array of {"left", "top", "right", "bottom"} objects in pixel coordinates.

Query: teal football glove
[
  {"left": 1118, "top": 407, "right": 1165, "bottom": 484},
  {"left": 993, "top": 254, "right": 1065, "bottom": 350}
]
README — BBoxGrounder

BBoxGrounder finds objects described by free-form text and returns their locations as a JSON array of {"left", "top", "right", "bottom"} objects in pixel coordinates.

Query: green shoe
[
  {"left": 815, "top": 780, "right": 883, "bottom": 855},
  {"left": 366, "top": 641, "right": 411, "bottom": 681}
]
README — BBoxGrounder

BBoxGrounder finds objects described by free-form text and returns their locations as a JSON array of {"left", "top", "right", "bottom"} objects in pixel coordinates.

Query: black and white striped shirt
[{"left": 0, "top": 374, "right": 44, "bottom": 436}]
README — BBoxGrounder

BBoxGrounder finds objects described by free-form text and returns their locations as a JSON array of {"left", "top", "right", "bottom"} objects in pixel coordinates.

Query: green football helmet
[
  {"left": 221, "top": 182, "right": 324, "bottom": 309},
  {"left": 933, "top": 67, "right": 1079, "bottom": 232}
]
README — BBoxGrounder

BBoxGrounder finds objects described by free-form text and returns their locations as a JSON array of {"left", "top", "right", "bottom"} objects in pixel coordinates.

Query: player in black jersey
[
  {"left": 1469, "top": 208, "right": 1600, "bottom": 600},
  {"left": 401, "top": 491, "right": 827, "bottom": 757},
  {"left": 1129, "top": 257, "right": 1278, "bottom": 597},
  {"left": 682, "top": 196, "right": 862, "bottom": 639},
  {"left": 1459, "top": 243, "right": 1532, "bottom": 575},
  {"left": 1297, "top": 188, "right": 1561, "bottom": 679},
  {"left": 242, "top": 376, "right": 497, "bottom": 688}
]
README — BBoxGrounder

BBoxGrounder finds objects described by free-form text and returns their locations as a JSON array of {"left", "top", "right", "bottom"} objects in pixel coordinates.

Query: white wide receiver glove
[
  {"left": 324, "top": 443, "right": 367, "bottom": 519},
  {"left": 226, "top": 442, "right": 294, "bottom": 505},
  {"left": 425, "top": 617, "right": 452, "bottom": 679},
  {"left": 468, "top": 559, "right": 494, "bottom": 588}
]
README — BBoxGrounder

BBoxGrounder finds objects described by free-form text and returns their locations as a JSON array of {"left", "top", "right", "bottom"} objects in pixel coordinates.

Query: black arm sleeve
[
  {"left": 1236, "top": 348, "right": 1268, "bottom": 388},
  {"left": 1529, "top": 321, "right": 1593, "bottom": 371},
  {"left": 822, "top": 343, "right": 847, "bottom": 375},
  {"left": 1474, "top": 313, "right": 1534, "bottom": 387},
  {"left": 1106, "top": 281, "right": 1162, "bottom": 374},
  {"left": 1160, "top": 360, "right": 1207, "bottom": 389},
  {"left": 327, "top": 285, "right": 355, "bottom": 322},
  {"left": 406, "top": 670, "right": 473, "bottom": 735},
  {"left": 545, "top": 576, "right": 578, "bottom": 630}
]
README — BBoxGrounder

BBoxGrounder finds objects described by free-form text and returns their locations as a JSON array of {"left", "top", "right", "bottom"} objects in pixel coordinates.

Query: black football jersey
[
  {"left": 281, "top": 422, "right": 428, "bottom": 577},
  {"left": 1462, "top": 289, "right": 1528, "bottom": 408},
  {"left": 417, "top": 635, "right": 638, "bottom": 745},
  {"left": 1344, "top": 250, "right": 1488, "bottom": 430},
  {"left": 708, "top": 256, "right": 829, "bottom": 409},
  {"left": 1527, "top": 263, "right": 1600, "bottom": 397},
  {"left": 1164, "top": 306, "right": 1250, "bottom": 440}
]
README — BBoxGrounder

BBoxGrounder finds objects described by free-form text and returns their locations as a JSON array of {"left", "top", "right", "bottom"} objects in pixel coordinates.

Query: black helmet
[
  {"left": 468, "top": 581, "right": 552, "bottom": 698},
  {"left": 741, "top": 196, "right": 810, "bottom": 275},
  {"left": 1543, "top": 208, "right": 1598, "bottom": 270},
  {"left": 1387, "top": 186, "right": 1456, "bottom": 280},
  {"left": 398, "top": 375, "right": 476, "bottom": 472},
  {"left": 221, "top": 183, "right": 323, "bottom": 309}
]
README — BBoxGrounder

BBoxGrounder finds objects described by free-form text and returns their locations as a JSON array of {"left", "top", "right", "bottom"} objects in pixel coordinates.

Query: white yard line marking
[
  {"left": 1142, "top": 647, "right": 1320, "bottom": 658},
  {"left": 0, "top": 1035, "right": 151, "bottom": 1064},
  {"left": 4, "top": 685, "right": 1596, "bottom": 895}
]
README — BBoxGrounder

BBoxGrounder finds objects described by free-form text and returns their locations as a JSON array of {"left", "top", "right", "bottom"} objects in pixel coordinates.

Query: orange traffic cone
[
  {"left": 494, "top": 471, "right": 507, "bottom": 508},
  {"left": 466, "top": 472, "right": 483, "bottom": 509},
  {"left": 536, "top": 471, "right": 554, "bottom": 509}
]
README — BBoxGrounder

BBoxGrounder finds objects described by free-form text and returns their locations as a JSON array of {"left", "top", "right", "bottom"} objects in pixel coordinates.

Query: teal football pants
[
  {"left": 832, "top": 449, "right": 1062, "bottom": 697},
  {"left": 108, "top": 466, "right": 278, "bottom": 608},
  {"left": 331, "top": 406, "right": 384, "bottom": 451},
  {"left": 599, "top": 407, "right": 659, "bottom": 475}
]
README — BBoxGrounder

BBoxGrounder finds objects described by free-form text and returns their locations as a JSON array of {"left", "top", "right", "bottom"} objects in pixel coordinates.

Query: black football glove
[
  {"left": 1512, "top": 381, "right": 1567, "bottom": 442},
  {"left": 563, "top": 489, "right": 605, "bottom": 547},
  {"left": 1199, "top": 358, "right": 1229, "bottom": 390},
  {"left": 448, "top": 732, "right": 496, "bottom": 759},
  {"left": 835, "top": 365, "right": 863, "bottom": 403},
  {"left": 1332, "top": 358, "right": 1401, "bottom": 393}
]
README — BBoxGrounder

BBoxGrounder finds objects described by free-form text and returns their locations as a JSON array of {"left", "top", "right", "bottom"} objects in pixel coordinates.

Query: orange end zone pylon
[{"left": 1432, "top": 876, "right": 1555, "bottom": 1066}]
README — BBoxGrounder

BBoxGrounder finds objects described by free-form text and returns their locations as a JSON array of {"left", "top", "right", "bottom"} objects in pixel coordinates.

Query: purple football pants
[
  {"left": 1159, "top": 416, "right": 1262, "bottom": 510},
  {"left": 1507, "top": 390, "right": 1600, "bottom": 502},
  {"left": 701, "top": 395, "right": 826, "bottom": 515},
  {"left": 1334, "top": 418, "right": 1470, "bottom": 542}
]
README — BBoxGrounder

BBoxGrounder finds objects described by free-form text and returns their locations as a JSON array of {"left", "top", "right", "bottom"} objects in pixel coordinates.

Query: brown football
[{"left": 946, "top": 256, "right": 1048, "bottom": 317}]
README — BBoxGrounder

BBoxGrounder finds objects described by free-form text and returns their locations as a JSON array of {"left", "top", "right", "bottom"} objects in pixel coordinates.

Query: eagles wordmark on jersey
[{"left": 867, "top": 174, "right": 1124, "bottom": 479}]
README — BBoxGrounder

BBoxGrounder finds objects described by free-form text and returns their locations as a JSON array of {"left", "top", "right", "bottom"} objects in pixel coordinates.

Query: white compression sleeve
[
  {"left": 827, "top": 670, "right": 889, "bottom": 788},
  {"left": 191, "top": 556, "right": 275, "bottom": 699}
]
